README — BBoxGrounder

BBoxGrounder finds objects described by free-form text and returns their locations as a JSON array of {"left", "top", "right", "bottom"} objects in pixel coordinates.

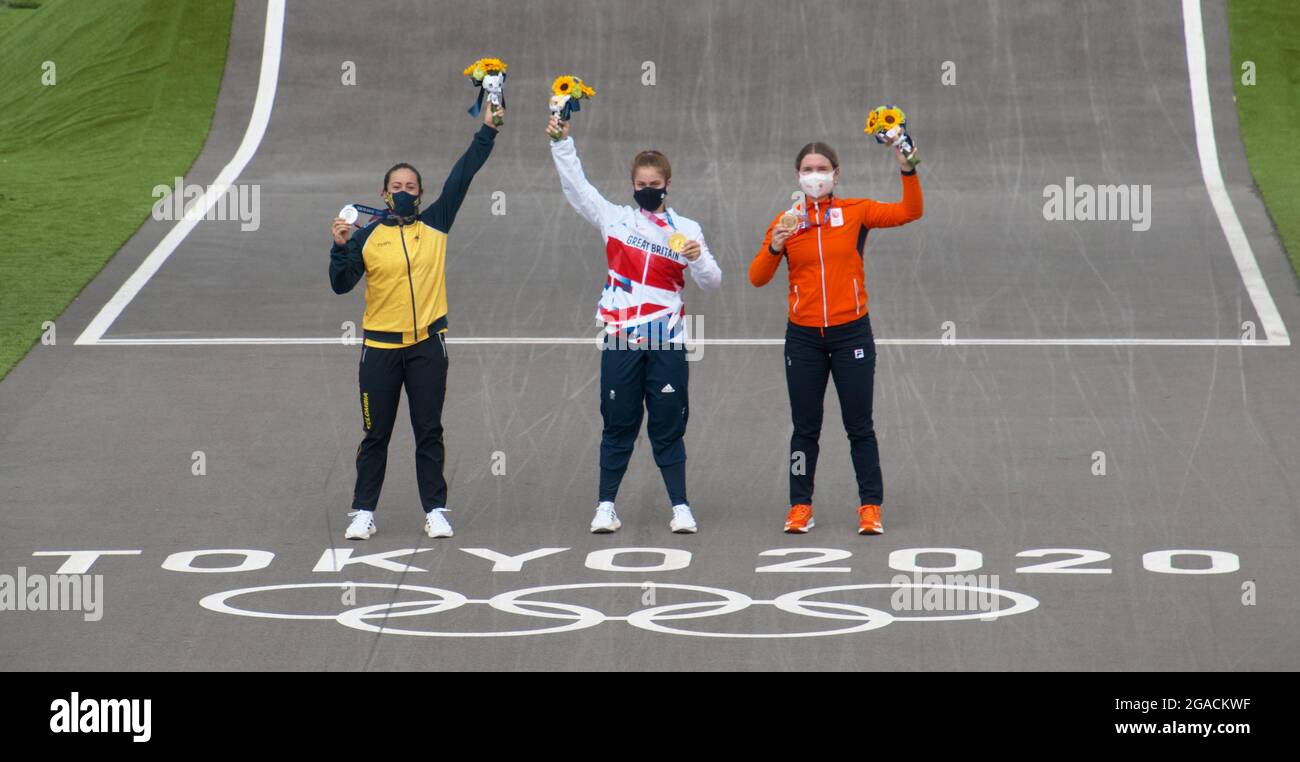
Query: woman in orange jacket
[{"left": 749, "top": 140, "right": 922, "bottom": 535}]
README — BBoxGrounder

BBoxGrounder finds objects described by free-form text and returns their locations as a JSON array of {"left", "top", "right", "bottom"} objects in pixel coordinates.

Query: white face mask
[{"left": 799, "top": 170, "right": 835, "bottom": 199}]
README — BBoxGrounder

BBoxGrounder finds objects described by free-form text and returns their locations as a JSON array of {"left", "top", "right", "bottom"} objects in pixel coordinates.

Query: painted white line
[
  {"left": 90, "top": 336, "right": 1285, "bottom": 347},
  {"left": 74, "top": 0, "right": 286, "bottom": 346},
  {"left": 1182, "top": 0, "right": 1290, "bottom": 346}
]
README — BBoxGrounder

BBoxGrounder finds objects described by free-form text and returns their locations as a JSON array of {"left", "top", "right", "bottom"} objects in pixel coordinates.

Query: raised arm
[
  {"left": 861, "top": 170, "right": 923, "bottom": 229},
  {"left": 549, "top": 134, "right": 622, "bottom": 229},
  {"left": 421, "top": 123, "right": 499, "bottom": 234}
]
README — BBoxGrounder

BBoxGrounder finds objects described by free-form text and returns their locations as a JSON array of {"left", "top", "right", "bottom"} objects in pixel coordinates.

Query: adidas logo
[{"left": 661, "top": 384, "right": 675, "bottom": 393}]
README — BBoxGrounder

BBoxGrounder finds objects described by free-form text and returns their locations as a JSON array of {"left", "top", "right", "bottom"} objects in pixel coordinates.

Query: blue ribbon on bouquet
[{"left": 558, "top": 95, "right": 582, "bottom": 121}]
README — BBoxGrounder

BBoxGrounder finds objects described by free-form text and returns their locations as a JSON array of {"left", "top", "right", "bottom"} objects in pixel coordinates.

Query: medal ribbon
[
  {"left": 638, "top": 207, "right": 677, "bottom": 231},
  {"left": 344, "top": 203, "right": 391, "bottom": 227}
]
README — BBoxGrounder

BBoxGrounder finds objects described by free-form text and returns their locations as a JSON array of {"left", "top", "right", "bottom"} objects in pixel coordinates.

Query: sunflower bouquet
[
  {"left": 865, "top": 104, "right": 919, "bottom": 167},
  {"left": 464, "top": 57, "right": 508, "bottom": 126},
  {"left": 548, "top": 75, "right": 596, "bottom": 140}
]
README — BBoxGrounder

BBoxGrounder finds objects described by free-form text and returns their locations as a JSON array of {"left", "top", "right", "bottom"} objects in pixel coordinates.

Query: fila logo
[
  {"left": 854, "top": 348, "right": 865, "bottom": 359},
  {"left": 661, "top": 384, "right": 675, "bottom": 393}
]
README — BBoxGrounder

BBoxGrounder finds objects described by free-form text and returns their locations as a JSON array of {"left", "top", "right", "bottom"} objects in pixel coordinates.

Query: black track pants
[
  {"left": 784, "top": 313, "right": 882, "bottom": 507},
  {"left": 352, "top": 334, "right": 448, "bottom": 512}
]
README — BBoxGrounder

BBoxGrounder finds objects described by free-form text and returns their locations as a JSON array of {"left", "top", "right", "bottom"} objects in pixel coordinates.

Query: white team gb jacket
[{"left": 550, "top": 136, "right": 722, "bottom": 334}]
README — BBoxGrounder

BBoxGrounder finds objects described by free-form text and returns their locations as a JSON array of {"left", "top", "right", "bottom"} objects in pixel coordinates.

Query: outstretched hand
[
  {"left": 892, "top": 137, "right": 917, "bottom": 170},
  {"left": 546, "top": 113, "right": 570, "bottom": 141}
]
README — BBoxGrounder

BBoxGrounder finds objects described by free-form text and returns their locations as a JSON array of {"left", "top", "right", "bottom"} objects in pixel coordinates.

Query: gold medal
[
  {"left": 668, "top": 232, "right": 688, "bottom": 253},
  {"left": 779, "top": 212, "right": 799, "bottom": 231}
]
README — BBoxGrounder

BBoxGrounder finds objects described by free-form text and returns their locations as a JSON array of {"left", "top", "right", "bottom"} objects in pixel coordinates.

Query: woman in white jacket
[{"left": 547, "top": 113, "right": 721, "bottom": 534}]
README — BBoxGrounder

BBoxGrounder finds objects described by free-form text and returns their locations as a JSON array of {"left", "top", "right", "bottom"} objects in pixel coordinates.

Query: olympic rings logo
[{"left": 200, "top": 581, "right": 1039, "bottom": 639}]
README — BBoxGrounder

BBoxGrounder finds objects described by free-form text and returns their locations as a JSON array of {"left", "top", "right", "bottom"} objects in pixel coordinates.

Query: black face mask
[
  {"left": 633, "top": 186, "right": 666, "bottom": 211},
  {"left": 385, "top": 191, "right": 420, "bottom": 221}
]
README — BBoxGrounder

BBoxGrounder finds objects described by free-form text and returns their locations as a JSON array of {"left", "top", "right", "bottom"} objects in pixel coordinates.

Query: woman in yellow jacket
[
  {"left": 329, "top": 105, "right": 502, "bottom": 541},
  {"left": 750, "top": 139, "right": 922, "bottom": 535}
]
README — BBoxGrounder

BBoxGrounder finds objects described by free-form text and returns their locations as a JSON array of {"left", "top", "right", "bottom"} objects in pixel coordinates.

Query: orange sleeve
[
  {"left": 749, "top": 212, "right": 786, "bottom": 287},
  {"left": 862, "top": 171, "right": 923, "bottom": 229}
]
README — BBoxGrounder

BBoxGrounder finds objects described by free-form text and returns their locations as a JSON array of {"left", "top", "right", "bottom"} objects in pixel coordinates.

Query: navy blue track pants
[
  {"left": 784, "top": 313, "right": 882, "bottom": 507},
  {"left": 597, "top": 340, "right": 689, "bottom": 506}
]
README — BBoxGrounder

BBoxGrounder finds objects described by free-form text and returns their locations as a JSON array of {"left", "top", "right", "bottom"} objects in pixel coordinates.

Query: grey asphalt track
[{"left": 2, "top": 0, "right": 1298, "bottom": 670}]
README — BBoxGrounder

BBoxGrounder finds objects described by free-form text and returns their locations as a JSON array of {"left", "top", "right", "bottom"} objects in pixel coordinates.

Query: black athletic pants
[
  {"left": 598, "top": 338, "right": 690, "bottom": 506},
  {"left": 784, "top": 313, "right": 882, "bottom": 507},
  {"left": 352, "top": 333, "right": 448, "bottom": 513}
]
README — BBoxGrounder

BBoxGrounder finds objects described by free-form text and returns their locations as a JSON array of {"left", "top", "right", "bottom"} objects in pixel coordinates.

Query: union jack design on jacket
[{"left": 550, "top": 136, "right": 722, "bottom": 340}]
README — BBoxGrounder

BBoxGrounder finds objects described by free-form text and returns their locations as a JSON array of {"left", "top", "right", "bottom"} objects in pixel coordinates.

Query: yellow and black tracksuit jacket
[{"left": 329, "top": 124, "right": 497, "bottom": 348}]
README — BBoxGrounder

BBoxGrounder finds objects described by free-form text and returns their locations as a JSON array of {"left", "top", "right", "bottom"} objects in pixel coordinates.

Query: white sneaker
[
  {"left": 590, "top": 502, "right": 621, "bottom": 533},
  {"left": 345, "top": 510, "right": 376, "bottom": 540},
  {"left": 424, "top": 508, "right": 453, "bottom": 538},
  {"left": 670, "top": 504, "right": 698, "bottom": 533}
]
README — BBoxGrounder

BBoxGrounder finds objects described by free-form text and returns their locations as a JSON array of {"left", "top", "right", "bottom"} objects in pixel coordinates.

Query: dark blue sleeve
[
  {"left": 329, "top": 222, "right": 375, "bottom": 294},
  {"left": 421, "top": 123, "right": 498, "bottom": 234}
]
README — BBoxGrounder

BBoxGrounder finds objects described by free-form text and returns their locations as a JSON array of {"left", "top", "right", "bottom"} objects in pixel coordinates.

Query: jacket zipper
[
  {"left": 814, "top": 199, "right": 828, "bottom": 327},
  {"left": 398, "top": 224, "right": 419, "bottom": 342},
  {"left": 853, "top": 278, "right": 860, "bottom": 315}
]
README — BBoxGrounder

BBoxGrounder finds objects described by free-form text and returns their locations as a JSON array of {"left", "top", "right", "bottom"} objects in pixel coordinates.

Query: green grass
[
  {"left": 0, "top": 0, "right": 233, "bottom": 378},
  {"left": 1227, "top": 0, "right": 1300, "bottom": 280}
]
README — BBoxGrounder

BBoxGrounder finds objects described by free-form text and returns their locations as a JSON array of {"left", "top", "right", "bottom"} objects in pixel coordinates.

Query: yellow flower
[
  {"left": 463, "top": 57, "right": 508, "bottom": 80},
  {"left": 551, "top": 75, "right": 595, "bottom": 101},
  {"left": 552, "top": 75, "right": 579, "bottom": 96},
  {"left": 864, "top": 104, "right": 906, "bottom": 134}
]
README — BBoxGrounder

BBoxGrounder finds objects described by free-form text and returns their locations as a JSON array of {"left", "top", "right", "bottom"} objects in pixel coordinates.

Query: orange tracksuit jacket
[{"left": 749, "top": 172, "right": 923, "bottom": 327}]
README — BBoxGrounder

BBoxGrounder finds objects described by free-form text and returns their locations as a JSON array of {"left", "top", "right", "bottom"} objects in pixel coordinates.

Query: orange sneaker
[
  {"left": 784, "top": 504, "right": 815, "bottom": 533},
  {"left": 857, "top": 504, "right": 883, "bottom": 535}
]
